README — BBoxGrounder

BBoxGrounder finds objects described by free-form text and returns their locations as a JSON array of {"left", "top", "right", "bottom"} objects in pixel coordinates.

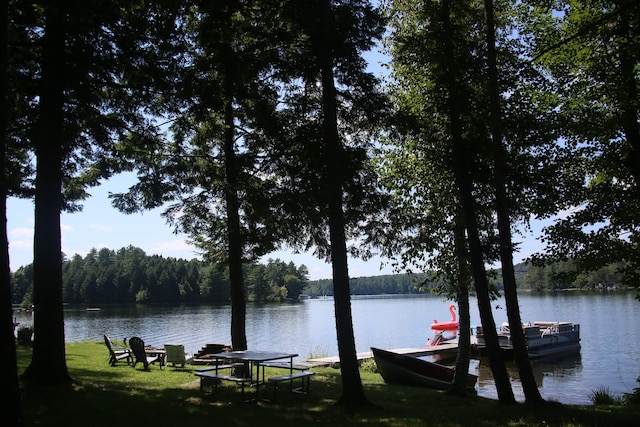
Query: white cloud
[
  {"left": 151, "top": 239, "right": 193, "bottom": 253},
  {"left": 9, "top": 239, "right": 32, "bottom": 249},
  {"left": 11, "top": 227, "right": 33, "bottom": 239},
  {"left": 9, "top": 227, "right": 33, "bottom": 251}
]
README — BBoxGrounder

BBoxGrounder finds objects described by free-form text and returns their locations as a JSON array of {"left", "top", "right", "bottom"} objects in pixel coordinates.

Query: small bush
[
  {"left": 359, "top": 359, "right": 378, "bottom": 373},
  {"left": 623, "top": 388, "right": 640, "bottom": 406},
  {"left": 588, "top": 386, "right": 623, "bottom": 405}
]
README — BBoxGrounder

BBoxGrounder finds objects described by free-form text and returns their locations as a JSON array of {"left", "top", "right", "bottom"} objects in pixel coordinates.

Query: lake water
[{"left": 14, "top": 290, "right": 640, "bottom": 405}]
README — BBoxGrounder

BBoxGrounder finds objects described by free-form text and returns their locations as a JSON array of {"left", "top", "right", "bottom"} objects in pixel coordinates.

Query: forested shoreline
[
  {"left": 306, "top": 260, "right": 626, "bottom": 295},
  {"left": 10, "top": 245, "right": 626, "bottom": 307},
  {"left": 10, "top": 246, "right": 309, "bottom": 306}
]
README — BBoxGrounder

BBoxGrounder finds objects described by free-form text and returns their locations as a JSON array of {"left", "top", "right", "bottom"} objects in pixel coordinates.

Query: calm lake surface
[{"left": 14, "top": 290, "right": 639, "bottom": 405}]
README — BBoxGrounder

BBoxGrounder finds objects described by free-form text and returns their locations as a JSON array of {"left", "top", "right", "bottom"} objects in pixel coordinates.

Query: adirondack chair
[
  {"left": 164, "top": 343, "right": 187, "bottom": 368},
  {"left": 103, "top": 334, "right": 132, "bottom": 366},
  {"left": 129, "top": 336, "right": 161, "bottom": 370}
]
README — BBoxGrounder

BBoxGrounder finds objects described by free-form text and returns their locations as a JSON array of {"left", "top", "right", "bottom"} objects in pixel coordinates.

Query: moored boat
[
  {"left": 371, "top": 347, "right": 477, "bottom": 391},
  {"left": 474, "top": 321, "right": 581, "bottom": 359}
]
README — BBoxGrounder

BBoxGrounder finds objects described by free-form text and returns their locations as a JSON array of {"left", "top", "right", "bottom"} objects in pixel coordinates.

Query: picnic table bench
[
  {"left": 194, "top": 350, "right": 314, "bottom": 403},
  {"left": 267, "top": 371, "right": 316, "bottom": 400},
  {"left": 195, "top": 369, "right": 253, "bottom": 402}
]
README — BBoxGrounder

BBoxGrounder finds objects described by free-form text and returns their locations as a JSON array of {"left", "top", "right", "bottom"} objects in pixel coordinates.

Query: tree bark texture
[
  {"left": 223, "top": 69, "right": 248, "bottom": 352},
  {"left": 451, "top": 208, "right": 473, "bottom": 395},
  {"left": 440, "top": 0, "right": 475, "bottom": 396},
  {"left": 22, "top": 2, "right": 71, "bottom": 385},
  {"left": 0, "top": 0, "right": 24, "bottom": 421},
  {"left": 318, "top": 0, "right": 368, "bottom": 407},
  {"left": 483, "top": 0, "right": 543, "bottom": 404}
]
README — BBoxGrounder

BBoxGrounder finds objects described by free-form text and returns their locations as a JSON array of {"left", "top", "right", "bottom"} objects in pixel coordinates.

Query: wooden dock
[{"left": 304, "top": 343, "right": 459, "bottom": 368}]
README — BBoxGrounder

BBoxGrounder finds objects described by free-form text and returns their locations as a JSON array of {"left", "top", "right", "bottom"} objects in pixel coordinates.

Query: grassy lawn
[{"left": 16, "top": 341, "right": 639, "bottom": 426}]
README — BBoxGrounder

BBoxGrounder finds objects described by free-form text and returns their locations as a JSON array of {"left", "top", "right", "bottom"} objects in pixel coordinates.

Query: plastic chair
[
  {"left": 103, "top": 334, "right": 132, "bottom": 366},
  {"left": 129, "top": 336, "right": 161, "bottom": 370},
  {"left": 164, "top": 343, "right": 187, "bottom": 368}
]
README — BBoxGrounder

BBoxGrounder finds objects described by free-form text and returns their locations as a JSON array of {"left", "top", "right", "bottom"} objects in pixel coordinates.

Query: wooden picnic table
[{"left": 195, "top": 350, "right": 298, "bottom": 402}]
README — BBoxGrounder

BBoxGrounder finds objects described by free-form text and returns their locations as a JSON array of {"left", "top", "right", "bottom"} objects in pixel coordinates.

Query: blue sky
[
  {"left": 6, "top": 169, "right": 547, "bottom": 281},
  {"left": 5, "top": 172, "right": 396, "bottom": 280}
]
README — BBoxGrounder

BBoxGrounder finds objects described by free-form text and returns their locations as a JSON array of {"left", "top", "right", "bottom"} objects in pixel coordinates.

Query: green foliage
[
  {"left": 379, "top": 0, "right": 488, "bottom": 289},
  {"left": 521, "top": 260, "right": 627, "bottom": 290},
  {"left": 306, "top": 272, "right": 437, "bottom": 296},
  {"left": 359, "top": 358, "right": 378, "bottom": 373},
  {"left": 263, "top": 0, "right": 390, "bottom": 265},
  {"left": 588, "top": 386, "right": 624, "bottom": 406},
  {"left": 12, "top": 246, "right": 626, "bottom": 304},
  {"left": 623, "top": 381, "right": 640, "bottom": 406},
  {"left": 520, "top": 1, "right": 640, "bottom": 286},
  {"left": 10, "top": 247, "right": 308, "bottom": 305},
  {"left": 135, "top": 289, "right": 150, "bottom": 303},
  {"left": 245, "top": 259, "right": 309, "bottom": 302},
  {"left": 377, "top": 1, "right": 565, "bottom": 324},
  {"left": 304, "top": 260, "right": 627, "bottom": 295},
  {"left": 110, "top": 0, "right": 301, "bottom": 269}
]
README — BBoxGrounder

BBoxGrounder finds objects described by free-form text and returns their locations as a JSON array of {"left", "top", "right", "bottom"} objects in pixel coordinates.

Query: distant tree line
[
  {"left": 520, "top": 261, "right": 626, "bottom": 291},
  {"left": 306, "top": 261, "right": 627, "bottom": 297},
  {"left": 10, "top": 246, "right": 309, "bottom": 306},
  {"left": 306, "top": 273, "right": 438, "bottom": 296},
  {"left": 11, "top": 250, "right": 625, "bottom": 306}
]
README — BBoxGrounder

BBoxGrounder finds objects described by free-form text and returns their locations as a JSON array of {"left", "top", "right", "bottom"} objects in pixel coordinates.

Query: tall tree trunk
[
  {"left": 0, "top": 0, "right": 24, "bottom": 421},
  {"left": 223, "top": 70, "right": 247, "bottom": 352},
  {"left": 450, "top": 206, "right": 473, "bottom": 395},
  {"left": 318, "top": 0, "right": 367, "bottom": 408},
  {"left": 441, "top": 0, "right": 506, "bottom": 398},
  {"left": 457, "top": 174, "right": 515, "bottom": 403},
  {"left": 22, "top": 3, "right": 70, "bottom": 385},
  {"left": 483, "top": 0, "right": 542, "bottom": 404},
  {"left": 446, "top": 45, "right": 514, "bottom": 401}
]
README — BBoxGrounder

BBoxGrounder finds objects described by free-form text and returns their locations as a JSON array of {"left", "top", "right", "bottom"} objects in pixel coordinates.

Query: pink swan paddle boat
[{"left": 430, "top": 304, "right": 459, "bottom": 330}]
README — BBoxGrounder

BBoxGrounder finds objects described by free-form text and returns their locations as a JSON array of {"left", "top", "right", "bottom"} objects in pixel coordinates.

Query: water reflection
[
  {"left": 473, "top": 352, "right": 583, "bottom": 398},
  {"left": 421, "top": 350, "right": 584, "bottom": 402}
]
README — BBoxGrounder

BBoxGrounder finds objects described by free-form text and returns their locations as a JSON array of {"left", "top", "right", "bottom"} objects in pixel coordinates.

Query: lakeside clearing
[{"left": 15, "top": 341, "right": 640, "bottom": 426}]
